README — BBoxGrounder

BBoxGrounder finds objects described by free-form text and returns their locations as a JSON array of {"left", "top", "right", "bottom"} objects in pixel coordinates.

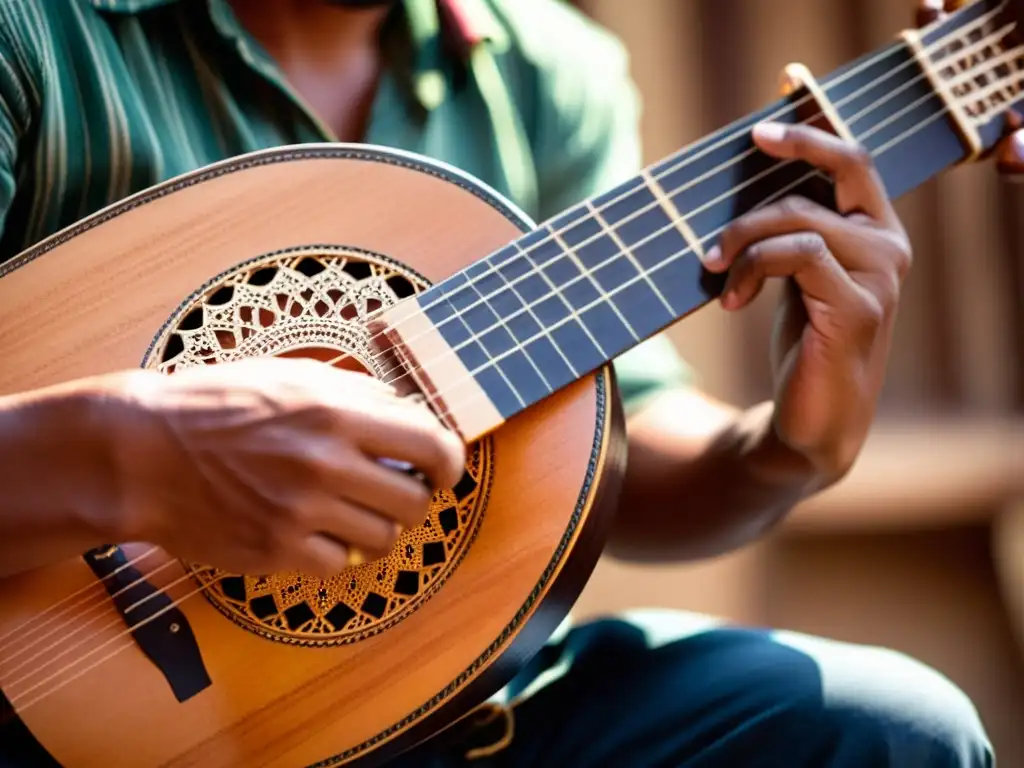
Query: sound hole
[{"left": 142, "top": 246, "right": 493, "bottom": 646}]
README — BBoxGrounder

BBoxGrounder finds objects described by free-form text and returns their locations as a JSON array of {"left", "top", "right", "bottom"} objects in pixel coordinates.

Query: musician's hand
[
  {"left": 702, "top": 122, "right": 911, "bottom": 480},
  {"left": 105, "top": 358, "right": 465, "bottom": 578},
  {"left": 917, "top": 0, "right": 1024, "bottom": 176}
]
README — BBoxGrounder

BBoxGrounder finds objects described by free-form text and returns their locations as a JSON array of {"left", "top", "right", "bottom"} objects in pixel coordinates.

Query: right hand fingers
[
  {"left": 333, "top": 454, "right": 438, "bottom": 529},
  {"left": 306, "top": 495, "right": 401, "bottom": 556},
  {"left": 293, "top": 533, "right": 351, "bottom": 580},
  {"left": 345, "top": 396, "right": 466, "bottom": 492},
  {"left": 274, "top": 360, "right": 466, "bottom": 490}
]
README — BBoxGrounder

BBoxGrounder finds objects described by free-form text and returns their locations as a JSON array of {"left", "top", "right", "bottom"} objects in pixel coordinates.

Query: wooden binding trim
[
  {"left": 900, "top": 28, "right": 984, "bottom": 162},
  {"left": 779, "top": 62, "right": 858, "bottom": 144}
]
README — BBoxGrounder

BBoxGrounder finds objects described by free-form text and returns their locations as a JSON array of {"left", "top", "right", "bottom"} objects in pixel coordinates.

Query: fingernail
[
  {"left": 702, "top": 245, "right": 723, "bottom": 269},
  {"left": 753, "top": 122, "right": 787, "bottom": 143},
  {"left": 721, "top": 290, "right": 739, "bottom": 310}
]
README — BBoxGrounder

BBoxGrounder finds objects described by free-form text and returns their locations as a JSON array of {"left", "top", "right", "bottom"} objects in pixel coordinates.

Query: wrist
[
  {"left": 0, "top": 376, "right": 127, "bottom": 546},
  {"left": 738, "top": 401, "right": 832, "bottom": 499},
  {"left": 101, "top": 369, "right": 177, "bottom": 544}
]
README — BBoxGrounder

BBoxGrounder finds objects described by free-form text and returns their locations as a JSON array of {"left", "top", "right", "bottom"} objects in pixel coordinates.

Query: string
[
  {"left": 0, "top": 546, "right": 160, "bottom": 649},
  {"left": 380, "top": 48, "right": 1024, "bottom": 405},
  {"left": 0, "top": 559, "right": 183, "bottom": 668},
  {"left": 10, "top": 9, "right": 987, "bottom": 664},
  {"left": 0, "top": 6, "right": 1006, "bottom": 675},
  {"left": 7, "top": 570, "right": 217, "bottom": 711},
  {"left": 425, "top": 95, "right": 954, "bottom": 419},
  {"left": 320, "top": 1, "right": 1005, "bottom": 381},
  {"left": 0, "top": 568, "right": 209, "bottom": 685},
  {"left": 4, "top": 11, "right": 1017, "bottom": 711}
]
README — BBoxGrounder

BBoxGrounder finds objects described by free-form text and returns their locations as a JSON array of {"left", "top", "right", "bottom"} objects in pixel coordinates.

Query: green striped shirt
[{"left": 0, "top": 0, "right": 691, "bottom": 408}]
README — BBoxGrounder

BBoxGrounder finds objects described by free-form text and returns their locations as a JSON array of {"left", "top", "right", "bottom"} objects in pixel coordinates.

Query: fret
[
  {"left": 460, "top": 271, "right": 553, "bottom": 397},
  {"left": 651, "top": 101, "right": 833, "bottom": 252},
  {"left": 545, "top": 202, "right": 668, "bottom": 353},
  {"left": 584, "top": 195, "right": 677, "bottom": 319},
  {"left": 542, "top": 217, "right": 641, "bottom": 345},
  {"left": 585, "top": 176, "right": 700, "bottom": 326},
  {"left": 420, "top": 270, "right": 542, "bottom": 417},
  {"left": 640, "top": 167, "right": 707, "bottom": 262},
  {"left": 508, "top": 227, "right": 611, "bottom": 369},
  {"left": 464, "top": 249, "right": 581, "bottom": 385},
  {"left": 823, "top": 41, "right": 967, "bottom": 198}
]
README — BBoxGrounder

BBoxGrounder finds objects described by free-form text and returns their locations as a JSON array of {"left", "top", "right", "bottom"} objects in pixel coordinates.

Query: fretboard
[{"left": 399, "top": 0, "right": 1024, "bottom": 435}]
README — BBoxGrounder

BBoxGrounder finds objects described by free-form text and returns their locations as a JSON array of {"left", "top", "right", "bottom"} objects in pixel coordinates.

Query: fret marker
[{"left": 640, "top": 168, "right": 708, "bottom": 264}]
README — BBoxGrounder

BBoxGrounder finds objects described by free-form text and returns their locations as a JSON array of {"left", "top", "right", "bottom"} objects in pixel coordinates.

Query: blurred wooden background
[{"left": 565, "top": 0, "right": 1024, "bottom": 762}]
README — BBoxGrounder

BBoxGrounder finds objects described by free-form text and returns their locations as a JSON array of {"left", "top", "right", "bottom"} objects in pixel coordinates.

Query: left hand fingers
[
  {"left": 748, "top": 122, "right": 900, "bottom": 226},
  {"left": 705, "top": 192, "right": 909, "bottom": 280},
  {"left": 718, "top": 231, "right": 868, "bottom": 317}
]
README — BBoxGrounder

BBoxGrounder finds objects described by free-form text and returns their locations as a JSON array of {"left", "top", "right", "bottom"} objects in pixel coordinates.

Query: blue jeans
[{"left": 393, "top": 609, "right": 994, "bottom": 767}]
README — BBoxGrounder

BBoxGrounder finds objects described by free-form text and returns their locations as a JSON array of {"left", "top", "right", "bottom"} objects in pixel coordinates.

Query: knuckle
[
  {"left": 891, "top": 236, "right": 914, "bottom": 279},
  {"left": 878, "top": 275, "right": 902, "bottom": 316},
  {"left": 402, "top": 478, "right": 433, "bottom": 510},
  {"left": 742, "top": 242, "right": 762, "bottom": 265},
  {"left": 855, "top": 292, "right": 888, "bottom": 332},
  {"left": 420, "top": 424, "right": 464, "bottom": 483},
  {"left": 280, "top": 493, "right": 315, "bottom": 530},
  {"left": 380, "top": 523, "right": 402, "bottom": 550}
]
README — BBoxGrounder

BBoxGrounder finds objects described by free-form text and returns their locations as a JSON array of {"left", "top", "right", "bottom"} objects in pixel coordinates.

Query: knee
[{"left": 800, "top": 642, "right": 994, "bottom": 768}]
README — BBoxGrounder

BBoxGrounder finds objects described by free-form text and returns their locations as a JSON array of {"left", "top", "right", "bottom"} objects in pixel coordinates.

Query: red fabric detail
[{"left": 437, "top": 0, "right": 484, "bottom": 59}]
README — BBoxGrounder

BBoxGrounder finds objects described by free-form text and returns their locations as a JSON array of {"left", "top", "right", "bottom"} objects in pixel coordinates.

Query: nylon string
[{"left": 1, "top": 6, "right": 1016, "bottom": 714}]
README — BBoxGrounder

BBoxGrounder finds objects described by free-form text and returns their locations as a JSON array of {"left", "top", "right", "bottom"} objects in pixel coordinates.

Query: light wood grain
[{"left": 0, "top": 147, "right": 616, "bottom": 767}]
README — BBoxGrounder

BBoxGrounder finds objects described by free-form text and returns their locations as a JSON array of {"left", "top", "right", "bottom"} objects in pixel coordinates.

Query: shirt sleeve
[
  {"left": 524, "top": 4, "right": 694, "bottom": 412},
  {"left": 0, "top": 20, "right": 34, "bottom": 260}
]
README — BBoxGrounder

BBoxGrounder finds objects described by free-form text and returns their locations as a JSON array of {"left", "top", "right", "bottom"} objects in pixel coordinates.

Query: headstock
[{"left": 910, "top": 0, "right": 1024, "bottom": 171}]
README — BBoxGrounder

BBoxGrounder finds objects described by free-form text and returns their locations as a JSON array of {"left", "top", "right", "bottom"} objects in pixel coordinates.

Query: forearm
[
  {"left": 0, "top": 380, "right": 119, "bottom": 577},
  {"left": 607, "top": 395, "right": 833, "bottom": 563}
]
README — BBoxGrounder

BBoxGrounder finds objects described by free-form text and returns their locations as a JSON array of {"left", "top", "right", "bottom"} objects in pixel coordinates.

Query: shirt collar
[
  {"left": 84, "top": 0, "right": 507, "bottom": 47},
  {"left": 85, "top": 0, "right": 507, "bottom": 111}
]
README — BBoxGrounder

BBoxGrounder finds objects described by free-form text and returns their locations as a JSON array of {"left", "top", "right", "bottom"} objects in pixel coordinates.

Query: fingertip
[
  {"left": 752, "top": 122, "right": 789, "bottom": 151},
  {"left": 303, "top": 534, "right": 350, "bottom": 579},
  {"left": 442, "top": 431, "right": 467, "bottom": 487},
  {"left": 701, "top": 245, "right": 729, "bottom": 272}
]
